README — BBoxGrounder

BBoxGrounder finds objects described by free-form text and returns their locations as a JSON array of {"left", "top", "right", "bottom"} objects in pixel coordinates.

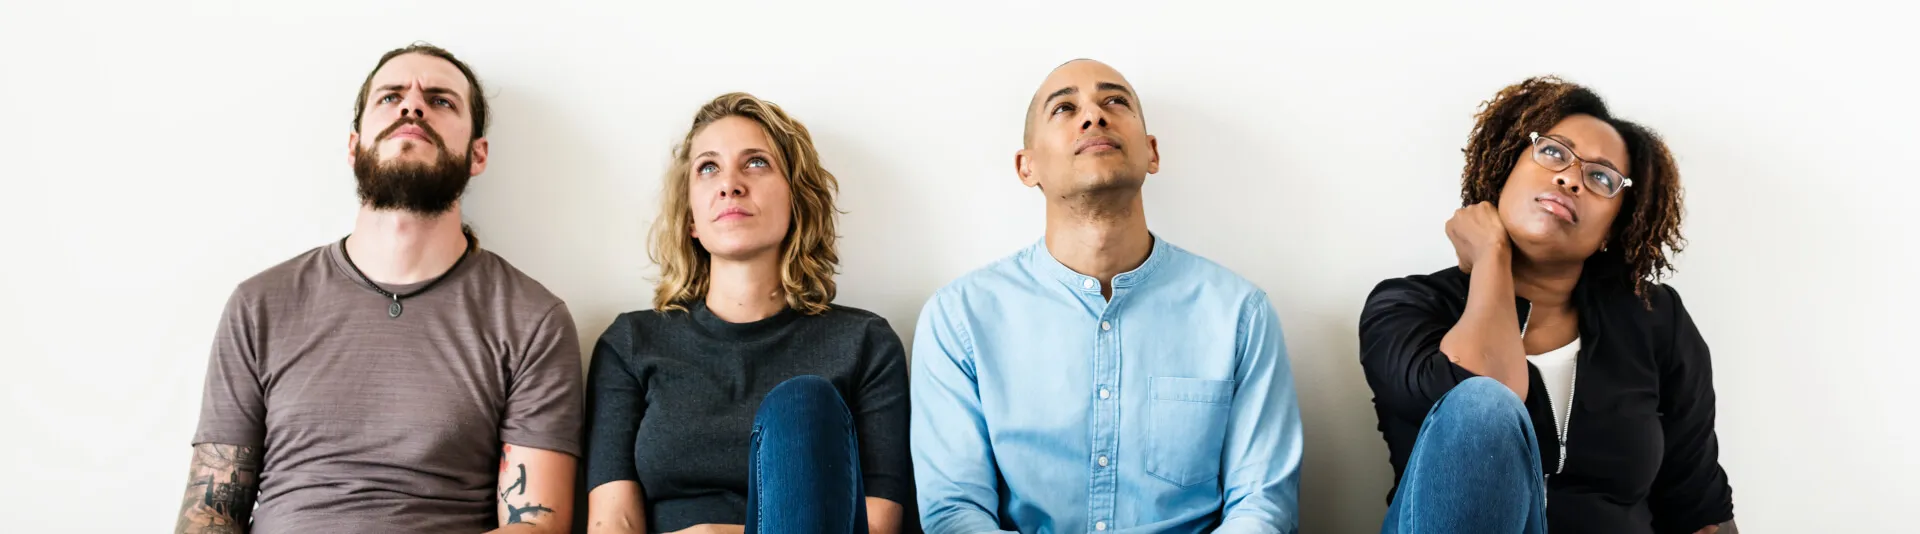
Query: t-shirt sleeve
[
  {"left": 854, "top": 316, "right": 913, "bottom": 505},
  {"left": 192, "top": 287, "right": 268, "bottom": 448},
  {"left": 584, "top": 315, "right": 645, "bottom": 491},
  {"left": 501, "top": 302, "right": 584, "bottom": 457}
]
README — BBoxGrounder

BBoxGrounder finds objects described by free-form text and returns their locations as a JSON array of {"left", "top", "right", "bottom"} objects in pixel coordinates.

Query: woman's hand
[{"left": 1447, "top": 201, "right": 1511, "bottom": 274}]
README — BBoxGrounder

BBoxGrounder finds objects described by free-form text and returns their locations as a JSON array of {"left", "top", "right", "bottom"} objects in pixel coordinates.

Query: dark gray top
[{"left": 584, "top": 301, "right": 911, "bottom": 532}]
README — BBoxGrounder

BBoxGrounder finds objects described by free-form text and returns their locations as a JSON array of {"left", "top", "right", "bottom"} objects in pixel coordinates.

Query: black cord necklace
[{"left": 338, "top": 231, "right": 474, "bottom": 318}]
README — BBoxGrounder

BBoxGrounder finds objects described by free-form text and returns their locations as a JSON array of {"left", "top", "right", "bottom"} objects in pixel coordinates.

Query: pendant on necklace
[{"left": 388, "top": 297, "right": 403, "bottom": 318}]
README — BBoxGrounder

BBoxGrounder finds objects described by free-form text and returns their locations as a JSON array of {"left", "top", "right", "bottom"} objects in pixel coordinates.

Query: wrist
[{"left": 1475, "top": 245, "right": 1511, "bottom": 269}]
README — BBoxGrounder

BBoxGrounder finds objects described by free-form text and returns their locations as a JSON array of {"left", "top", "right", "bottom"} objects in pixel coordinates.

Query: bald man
[{"left": 909, "top": 59, "right": 1304, "bottom": 533}]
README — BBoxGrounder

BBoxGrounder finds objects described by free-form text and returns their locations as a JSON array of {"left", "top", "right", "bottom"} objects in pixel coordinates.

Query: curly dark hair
[{"left": 1461, "top": 76, "right": 1685, "bottom": 300}]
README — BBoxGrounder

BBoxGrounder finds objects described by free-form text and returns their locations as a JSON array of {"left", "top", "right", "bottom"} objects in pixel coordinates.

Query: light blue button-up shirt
[{"left": 911, "top": 237, "right": 1303, "bottom": 534}]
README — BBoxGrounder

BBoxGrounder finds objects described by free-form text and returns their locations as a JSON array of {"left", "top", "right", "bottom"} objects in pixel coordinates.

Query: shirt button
[
  {"left": 1096, "top": 521, "right": 1108, "bottom": 531},
  {"left": 1082, "top": 278, "right": 1096, "bottom": 290},
  {"left": 1099, "top": 388, "right": 1110, "bottom": 399},
  {"left": 1100, "top": 321, "right": 1111, "bottom": 331},
  {"left": 1097, "top": 455, "right": 1109, "bottom": 467}
]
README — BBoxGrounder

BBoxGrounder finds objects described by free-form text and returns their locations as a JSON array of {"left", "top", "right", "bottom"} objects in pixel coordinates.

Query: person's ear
[
  {"left": 1015, "top": 149, "right": 1040, "bottom": 188},
  {"left": 1145, "top": 134, "right": 1160, "bottom": 175},
  {"left": 347, "top": 132, "right": 360, "bottom": 166},
  {"left": 467, "top": 137, "right": 489, "bottom": 176}
]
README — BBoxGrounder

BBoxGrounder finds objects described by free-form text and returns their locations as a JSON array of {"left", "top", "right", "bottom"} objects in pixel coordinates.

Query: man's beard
[
  {"left": 353, "top": 119, "right": 472, "bottom": 215},
  {"left": 1054, "top": 166, "right": 1146, "bottom": 222}
]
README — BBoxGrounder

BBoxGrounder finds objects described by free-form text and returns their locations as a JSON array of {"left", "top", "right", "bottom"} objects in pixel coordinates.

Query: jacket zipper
[
  {"left": 1554, "top": 362, "right": 1575, "bottom": 475},
  {"left": 1522, "top": 301, "right": 1580, "bottom": 510}
]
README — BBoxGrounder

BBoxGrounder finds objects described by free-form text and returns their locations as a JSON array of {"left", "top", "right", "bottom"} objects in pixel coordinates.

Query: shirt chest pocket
[{"left": 1145, "top": 376, "right": 1236, "bottom": 487}]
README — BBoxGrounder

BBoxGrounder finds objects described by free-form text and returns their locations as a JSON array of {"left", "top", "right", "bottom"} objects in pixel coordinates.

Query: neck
[
  {"left": 1044, "top": 190, "right": 1152, "bottom": 296},
  {"left": 1511, "top": 252, "right": 1582, "bottom": 311},
  {"left": 704, "top": 252, "right": 787, "bottom": 323},
  {"left": 344, "top": 203, "right": 469, "bottom": 285}
]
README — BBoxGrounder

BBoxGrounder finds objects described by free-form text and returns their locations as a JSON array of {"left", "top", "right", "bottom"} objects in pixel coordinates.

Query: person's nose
[
  {"left": 715, "top": 171, "right": 746, "bottom": 199},
  {"left": 1553, "top": 167, "right": 1584, "bottom": 196},
  {"left": 1079, "top": 102, "right": 1109, "bottom": 132},
  {"left": 398, "top": 88, "right": 426, "bottom": 120}
]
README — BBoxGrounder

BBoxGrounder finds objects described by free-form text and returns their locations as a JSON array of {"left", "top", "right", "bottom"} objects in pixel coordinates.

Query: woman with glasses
[{"left": 1359, "top": 77, "right": 1735, "bottom": 534}]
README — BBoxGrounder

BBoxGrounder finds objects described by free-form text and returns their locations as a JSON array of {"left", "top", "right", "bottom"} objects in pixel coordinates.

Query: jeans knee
[
  {"left": 756, "top": 375, "right": 849, "bottom": 425},
  {"left": 1431, "top": 377, "right": 1529, "bottom": 432}
]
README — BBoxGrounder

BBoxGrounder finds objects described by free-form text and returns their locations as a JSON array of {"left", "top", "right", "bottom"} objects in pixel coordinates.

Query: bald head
[
  {"left": 1013, "top": 58, "right": 1159, "bottom": 200},
  {"left": 1023, "top": 59, "right": 1144, "bottom": 147}
]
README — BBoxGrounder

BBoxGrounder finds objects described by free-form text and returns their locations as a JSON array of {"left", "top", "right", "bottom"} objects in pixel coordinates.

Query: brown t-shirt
[{"left": 192, "top": 241, "right": 582, "bottom": 533}]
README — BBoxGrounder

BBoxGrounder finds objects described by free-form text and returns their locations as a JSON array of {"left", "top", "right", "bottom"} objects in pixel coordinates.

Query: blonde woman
[{"left": 584, "top": 93, "right": 909, "bottom": 534}]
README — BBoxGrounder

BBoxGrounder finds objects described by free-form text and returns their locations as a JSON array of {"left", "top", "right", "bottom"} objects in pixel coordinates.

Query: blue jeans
[
  {"left": 1382, "top": 377, "right": 1548, "bottom": 534},
  {"left": 746, "top": 376, "right": 869, "bottom": 534}
]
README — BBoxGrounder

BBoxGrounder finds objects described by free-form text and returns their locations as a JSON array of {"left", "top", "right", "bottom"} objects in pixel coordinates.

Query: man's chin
[
  {"left": 375, "top": 160, "right": 453, "bottom": 178},
  {"left": 378, "top": 152, "right": 444, "bottom": 166},
  {"left": 359, "top": 188, "right": 467, "bottom": 216},
  {"left": 1070, "top": 170, "right": 1146, "bottom": 192}
]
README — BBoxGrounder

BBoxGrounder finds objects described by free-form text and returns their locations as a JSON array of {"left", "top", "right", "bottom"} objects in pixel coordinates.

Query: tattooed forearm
[
  {"left": 499, "top": 462, "right": 552, "bottom": 525},
  {"left": 175, "top": 443, "right": 261, "bottom": 534},
  {"left": 507, "top": 502, "right": 555, "bottom": 525},
  {"left": 502, "top": 464, "right": 529, "bottom": 498}
]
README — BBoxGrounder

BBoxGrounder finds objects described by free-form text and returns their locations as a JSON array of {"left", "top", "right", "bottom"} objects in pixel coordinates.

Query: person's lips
[
  {"left": 714, "top": 206, "right": 752, "bottom": 222},
  {"left": 1536, "top": 192, "right": 1579, "bottom": 224},
  {"left": 387, "top": 124, "right": 431, "bottom": 143},
  {"left": 1075, "top": 136, "right": 1121, "bottom": 155}
]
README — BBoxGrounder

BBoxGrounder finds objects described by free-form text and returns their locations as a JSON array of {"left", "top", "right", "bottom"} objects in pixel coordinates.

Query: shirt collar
[
  {"left": 687, "top": 298, "right": 801, "bottom": 339},
  {"left": 1027, "top": 233, "right": 1171, "bottom": 294}
]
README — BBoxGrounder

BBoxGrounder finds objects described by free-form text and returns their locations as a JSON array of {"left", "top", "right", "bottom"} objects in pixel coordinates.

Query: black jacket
[{"left": 1360, "top": 266, "right": 1734, "bottom": 534}]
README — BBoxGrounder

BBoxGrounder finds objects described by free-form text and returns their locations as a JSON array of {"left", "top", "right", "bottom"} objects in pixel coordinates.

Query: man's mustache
[{"left": 376, "top": 117, "right": 447, "bottom": 150}]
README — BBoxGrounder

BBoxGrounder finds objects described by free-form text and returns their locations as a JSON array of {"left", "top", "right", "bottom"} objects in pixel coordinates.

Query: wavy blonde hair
[{"left": 650, "top": 92, "right": 840, "bottom": 315}]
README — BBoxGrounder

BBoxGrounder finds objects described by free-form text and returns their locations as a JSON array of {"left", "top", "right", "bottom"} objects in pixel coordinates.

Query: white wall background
[{"left": 3, "top": 1, "right": 1914, "bottom": 532}]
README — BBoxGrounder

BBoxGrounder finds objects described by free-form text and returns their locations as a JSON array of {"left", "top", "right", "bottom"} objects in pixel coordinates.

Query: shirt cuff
[
  {"left": 862, "top": 475, "right": 912, "bottom": 508},
  {"left": 922, "top": 512, "right": 1015, "bottom": 534},
  {"left": 1213, "top": 515, "right": 1283, "bottom": 534},
  {"left": 500, "top": 431, "right": 582, "bottom": 458}
]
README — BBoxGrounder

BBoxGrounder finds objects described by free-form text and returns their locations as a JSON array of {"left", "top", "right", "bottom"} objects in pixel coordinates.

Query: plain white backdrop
[{"left": 3, "top": 1, "right": 1915, "bottom": 531}]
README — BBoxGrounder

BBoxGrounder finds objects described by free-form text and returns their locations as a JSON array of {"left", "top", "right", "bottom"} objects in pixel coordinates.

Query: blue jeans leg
[
  {"left": 1382, "top": 376, "right": 1548, "bottom": 534},
  {"left": 746, "top": 375, "right": 868, "bottom": 534}
]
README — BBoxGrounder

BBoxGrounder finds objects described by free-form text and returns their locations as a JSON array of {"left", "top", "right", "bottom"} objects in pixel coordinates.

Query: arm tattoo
[
  {"left": 500, "top": 462, "right": 553, "bottom": 525},
  {"left": 175, "top": 444, "right": 261, "bottom": 534}
]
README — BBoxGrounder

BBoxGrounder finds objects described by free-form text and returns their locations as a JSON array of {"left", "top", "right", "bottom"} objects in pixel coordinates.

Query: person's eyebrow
[
  {"left": 1096, "top": 82, "right": 1134, "bottom": 98},
  {"left": 694, "top": 148, "right": 773, "bottom": 160},
  {"left": 421, "top": 87, "right": 463, "bottom": 104},
  {"left": 1550, "top": 134, "right": 1622, "bottom": 172},
  {"left": 1042, "top": 86, "right": 1078, "bottom": 109},
  {"left": 374, "top": 84, "right": 466, "bottom": 106}
]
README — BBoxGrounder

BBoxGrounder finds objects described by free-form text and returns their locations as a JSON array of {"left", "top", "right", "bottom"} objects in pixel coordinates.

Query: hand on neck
[
  {"left": 704, "top": 251, "right": 788, "bottom": 323},
  {"left": 1044, "top": 191, "right": 1153, "bottom": 297},
  {"left": 345, "top": 203, "right": 470, "bottom": 285}
]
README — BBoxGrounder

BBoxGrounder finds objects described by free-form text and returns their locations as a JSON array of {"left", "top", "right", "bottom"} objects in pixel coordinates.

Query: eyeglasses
[{"left": 1528, "top": 132, "right": 1633, "bottom": 199}]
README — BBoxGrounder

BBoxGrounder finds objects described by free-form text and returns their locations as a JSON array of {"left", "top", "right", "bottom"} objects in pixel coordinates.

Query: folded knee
[
  {"left": 756, "top": 375, "right": 850, "bottom": 424},
  {"left": 1432, "top": 377, "right": 1529, "bottom": 430},
  {"left": 766, "top": 375, "right": 838, "bottom": 403}
]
